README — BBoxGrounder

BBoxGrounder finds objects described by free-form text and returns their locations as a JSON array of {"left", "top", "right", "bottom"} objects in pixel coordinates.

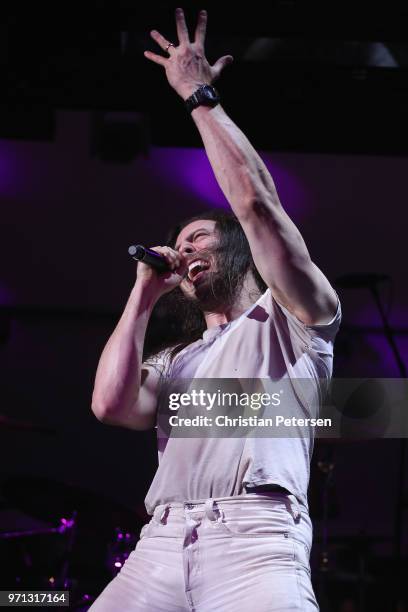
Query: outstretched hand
[{"left": 144, "top": 7, "right": 233, "bottom": 100}]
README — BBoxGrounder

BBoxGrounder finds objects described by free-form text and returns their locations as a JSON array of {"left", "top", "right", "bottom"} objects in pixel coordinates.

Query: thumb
[{"left": 212, "top": 55, "right": 234, "bottom": 80}]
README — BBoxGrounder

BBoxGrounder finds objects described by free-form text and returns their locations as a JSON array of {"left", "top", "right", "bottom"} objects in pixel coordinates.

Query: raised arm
[{"left": 144, "top": 8, "right": 338, "bottom": 325}]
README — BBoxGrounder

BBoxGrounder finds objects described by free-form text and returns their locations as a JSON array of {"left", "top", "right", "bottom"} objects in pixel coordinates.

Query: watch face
[
  {"left": 199, "top": 85, "right": 219, "bottom": 106},
  {"left": 202, "top": 85, "right": 217, "bottom": 100}
]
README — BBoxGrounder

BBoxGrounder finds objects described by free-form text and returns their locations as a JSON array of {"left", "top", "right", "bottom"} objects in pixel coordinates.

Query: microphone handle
[{"left": 128, "top": 244, "right": 170, "bottom": 272}]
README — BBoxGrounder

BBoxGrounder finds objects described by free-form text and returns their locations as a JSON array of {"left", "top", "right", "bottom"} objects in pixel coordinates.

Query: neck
[{"left": 203, "top": 272, "right": 262, "bottom": 329}]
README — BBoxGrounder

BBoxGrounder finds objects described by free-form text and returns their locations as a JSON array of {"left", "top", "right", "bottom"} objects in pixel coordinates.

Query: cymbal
[
  {"left": 2, "top": 476, "right": 144, "bottom": 534},
  {"left": 0, "top": 414, "right": 55, "bottom": 435}
]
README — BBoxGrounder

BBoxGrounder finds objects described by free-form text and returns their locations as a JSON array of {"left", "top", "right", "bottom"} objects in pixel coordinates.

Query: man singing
[{"left": 90, "top": 8, "right": 341, "bottom": 611}]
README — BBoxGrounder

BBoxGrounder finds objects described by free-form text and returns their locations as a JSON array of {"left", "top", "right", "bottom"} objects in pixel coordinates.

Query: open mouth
[{"left": 187, "top": 259, "right": 211, "bottom": 283}]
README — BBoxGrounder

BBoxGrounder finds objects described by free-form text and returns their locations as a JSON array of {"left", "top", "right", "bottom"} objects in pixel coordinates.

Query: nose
[{"left": 180, "top": 242, "right": 196, "bottom": 256}]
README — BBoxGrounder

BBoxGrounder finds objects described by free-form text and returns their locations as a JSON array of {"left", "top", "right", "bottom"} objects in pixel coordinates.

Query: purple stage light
[
  {"left": 354, "top": 302, "right": 408, "bottom": 329},
  {"left": 148, "top": 147, "right": 310, "bottom": 217},
  {"left": 149, "top": 147, "right": 227, "bottom": 208},
  {"left": 261, "top": 154, "right": 310, "bottom": 219},
  {"left": 365, "top": 334, "right": 408, "bottom": 377}
]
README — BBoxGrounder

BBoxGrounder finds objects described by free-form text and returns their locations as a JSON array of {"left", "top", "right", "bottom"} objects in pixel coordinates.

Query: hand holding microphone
[{"left": 130, "top": 243, "right": 188, "bottom": 296}]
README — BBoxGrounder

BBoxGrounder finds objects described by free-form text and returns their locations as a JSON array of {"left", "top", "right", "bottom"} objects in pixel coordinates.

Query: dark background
[{"left": 0, "top": 2, "right": 407, "bottom": 610}]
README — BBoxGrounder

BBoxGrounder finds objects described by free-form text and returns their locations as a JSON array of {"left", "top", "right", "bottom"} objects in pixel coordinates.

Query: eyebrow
[{"left": 175, "top": 227, "right": 210, "bottom": 251}]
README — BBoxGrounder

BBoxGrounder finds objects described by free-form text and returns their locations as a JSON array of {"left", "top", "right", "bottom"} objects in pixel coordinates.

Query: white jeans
[{"left": 89, "top": 492, "right": 319, "bottom": 611}]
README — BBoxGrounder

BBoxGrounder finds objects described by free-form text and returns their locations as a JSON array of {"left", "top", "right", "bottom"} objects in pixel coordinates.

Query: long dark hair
[{"left": 144, "top": 209, "right": 267, "bottom": 362}]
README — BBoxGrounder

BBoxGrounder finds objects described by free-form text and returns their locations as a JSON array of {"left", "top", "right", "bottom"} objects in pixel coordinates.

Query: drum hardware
[
  {"left": 316, "top": 449, "right": 336, "bottom": 612},
  {"left": 335, "top": 274, "right": 407, "bottom": 612},
  {"left": 106, "top": 527, "right": 138, "bottom": 576},
  {"left": 0, "top": 516, "right": 75, "bottom": 540}
]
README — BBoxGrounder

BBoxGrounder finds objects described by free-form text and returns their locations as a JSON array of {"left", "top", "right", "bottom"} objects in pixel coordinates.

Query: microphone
[
  {"left": 334, "top": 273, "right": 390, "bottom": 289},
  {"left": 128, "top": 244, "right": 170, "bottom": 272}
]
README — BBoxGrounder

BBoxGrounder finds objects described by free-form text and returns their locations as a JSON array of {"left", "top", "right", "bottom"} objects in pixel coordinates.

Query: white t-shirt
[{"left": 144, "top": 288, "right": 341, "bottom": 515}]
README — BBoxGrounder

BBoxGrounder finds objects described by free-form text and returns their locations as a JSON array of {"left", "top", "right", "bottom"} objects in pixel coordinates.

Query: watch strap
[{"left": 185, "top": 90, "right": 201, "bottom": 113}]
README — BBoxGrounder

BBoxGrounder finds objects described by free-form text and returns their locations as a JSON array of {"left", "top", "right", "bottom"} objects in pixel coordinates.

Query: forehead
[{"left": 175, "top": 219, "right": 217, "bottom": 247}]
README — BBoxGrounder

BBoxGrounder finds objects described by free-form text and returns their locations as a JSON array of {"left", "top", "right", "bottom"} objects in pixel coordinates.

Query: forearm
[
  {"left": 91, "top": 281, "right": 157, "bottom": 421},
  {"left": 191, "top": 104, "right": 281, "bottom": 215}
]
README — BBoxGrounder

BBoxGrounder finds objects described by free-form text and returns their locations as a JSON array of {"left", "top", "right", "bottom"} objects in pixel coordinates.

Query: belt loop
[
  {"left": 159, "top": 503, "right": 170, "bottom": 524},
  {"left": 287, "top": 494, "right": 301, "bottom": 522},
  {"left": 204, "top": 498, "right": 217, "bottom": 521},
  {"left": 204, "top": 499, "right": 224, "bottom": 523}
]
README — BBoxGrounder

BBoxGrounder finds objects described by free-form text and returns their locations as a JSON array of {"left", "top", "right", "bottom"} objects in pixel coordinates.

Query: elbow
[
  {"left": 91, "top": 398, "right": 110, "bottom": 423},
  {"left": 235, "top": 195, "right": 282, "bottom": 223},
  {"left": 91, "top": 390, "right": 119, "bottom": 424},
  {"left": 91, "top": 401, "right": 125, "bottom": 427},
  {"left": 91, "top": 396, "right": 154, "bottom": 431}
]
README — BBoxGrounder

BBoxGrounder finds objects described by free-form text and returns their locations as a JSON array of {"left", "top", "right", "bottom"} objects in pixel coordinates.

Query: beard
[
  {"left": 151, "top": 238, "right": 264, "bottom": 353},
  {"left": 179, "top": 247, "right": 244, "bottom": 313}
]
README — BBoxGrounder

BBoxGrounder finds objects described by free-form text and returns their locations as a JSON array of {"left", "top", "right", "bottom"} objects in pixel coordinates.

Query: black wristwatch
[{"left": 185, "top": 84, "right": 220, "bottom": 113}]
